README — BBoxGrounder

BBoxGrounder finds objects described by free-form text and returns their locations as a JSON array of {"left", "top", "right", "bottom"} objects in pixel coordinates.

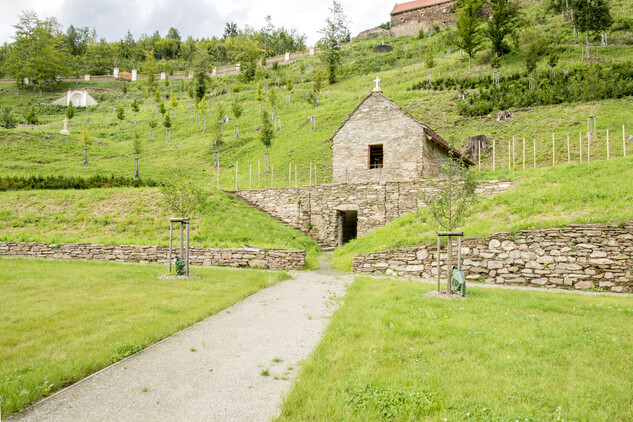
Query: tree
[
  {"left": 426, "top": 49, "right": 435, "bottom": 69},
  {"left": 212, "top": 102, "right": 225, "bottom": 147},
  {"left": 268, "top": 87, "right": 278, "bottom": 120},
  {"left": 80, "top": 124, "right": 91, "bottom": 164},
  {"left": 256, "top": 80, "right": 264, "bottom": 113},
  {"left": 131, "top": 98, "right": 140, "bottom": 123},
  {"left": 66, "top": 103, "right": 75, "bottom": 121},
  {"left": 197, "top": 97, "right": 207, "bottom": 131},
  {"left": 285, "top": 77, "right": 293, "bottom": 103},
  {"left": 422, "top": 158, "right": 478, "bottom": 294},
  {"left": 25, "top": 106, "right": 38, "bottom": 125},
  {"left": 223, "top": 22, "right": 238, "bottom": 39},
  {"left": 116, "top": 106, "right": 125, "bottom": 130},
  {"left": 318, "top": 1, "right": 350, "bottom": 84},
  {"left": 312, "top": 67, "right": 323, "bottom": 106},
  {"left": 170, "top": 92, "right": 178, "bottom": 117},
  {"left": 572, "top": 0, "right": 613, "bottom": 59},
  {"left": 159, "top": 101, "right": 167, "bottom": 123},
  {"left": 160, "top": 163, "right": 204, "bottom": 219},
  {"left": 132, "top": 132, "right": 143, "bottom": 177},
  {"left": 121, "top": 82, "right": 128, "bottom": 96},
  {"left": 4, "top": 11, "right": 70, "bottom": 89},
  {"left": 148, "top": 118, "right": 157, "bottom": 140},
  {"left": 193, "top": 45, "right": 210, "bottom": 102},
  {"left": 163, "top": 113, "right": 172, "bottom": 142},
  {"left": 260, "top": 109, "right": 274, "bottom": 151},
  {"left": 484, "top": 0, "right": 522, "bottom": 57},
  {"left": 0, "top": 107, "right": 17, "bottom": 129},
  {"left": 142, "top": 49, "right": 158, "bottom": 89},
  {"left": 454, "top": 0, "right": 485, "bottom": 70},
  {"left": 231, "top": 98, "right": 243, "bottom": 138}
]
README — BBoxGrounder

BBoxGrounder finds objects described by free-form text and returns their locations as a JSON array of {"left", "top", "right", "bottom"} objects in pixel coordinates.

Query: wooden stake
[
  {"left": 271, "top": 165, "right": 274, "bottom": 188},
  {"left": 436, "top": 236, "right": 441, "bottom": 292},
  {"left": 552, "top": 133, "right": 555, "bottom": 166},
  {"left": 249, "top": 164, "right": 252, "bottom": 189},
  {"left": 493, "top": 139, "right": 496, "bottom": 171},
  {"left": 258, "top": 160, "right": 261, "bottom": 188},
  {"left": 295, "top": 164, "right": 298, "bottom": 187},
  {"left": 478, "top": 140, "right": 481, "bottom": 173},
  {"left": 288, "top": 163, "right": 292, "bottom": 186},
  {"left": 579, "top": 132, "right": 583, "bottom": 162},
  {"left": 512, "top": 137, "right": 516, "bottom": 169},
  {"left": 508, "top": 141, "right": 511, "bottom": 170},
  {"left": 607, "top": 129, "right": 610, "bottom": 159},
  {"left": 624, "top": 125, "right": 627, "bottom": 157},
  {"left": 588, "top": 134, "right": 591, "bottom": 162},
  {"left": 216, "top": 161, "right": 220, "bottom": 189},
  {"left": 168, "top": 222, "right": 173, "bottom": 273},
  {"left": 310, "top": 162, "right": 312, "bottom": 185},
  {"left": 567, "top": 134, "right": 570, "bottom": 163},
  {"left": 186, "top": 221, "right": 190, "bottom": 277},
  {"left": 533, "top": 139, "right": 536, "bottom": 168},
  {"left": 235, "top": 162, "right": 238, "bottom": 190},
  {"left": 522, "top": 138, "right": 525, "bottom": 171}
]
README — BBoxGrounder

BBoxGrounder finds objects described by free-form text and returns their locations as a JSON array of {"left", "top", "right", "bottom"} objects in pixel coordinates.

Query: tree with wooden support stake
[
  {"left": 160, "top": 162, "right": 204, "bottom": 277},
  {"left": 423, "top": 158, "right": 477, "bottom": 296}
]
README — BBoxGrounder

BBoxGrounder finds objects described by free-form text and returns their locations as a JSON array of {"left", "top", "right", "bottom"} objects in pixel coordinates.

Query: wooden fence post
[
  {"left": 522, "top": 138, "right": 526, "bottom": 171},
  {"left": 249, "top": 164, "right": 252, "bottom": 189},
  {"left": 258, "top": 160, "right": 261, "bottom": 188},
  {"left": 295, "top": 164, "right": 298, "bottom": 187},
  {"left": 567, "top": 134, "right": 570, "bottom": 163},
  {"left": 508, "top": 141, "right": 511, "bottom": 170},
  {"left": 588, "top": 134, "right": 591, "bottom": 162},
  {"left": 512, "top": 137, "right": 516, "bottom": 169},
  {"left": 624, "top": 125, "right": 627, "bottom": 157},
  {"left": 607, "top": 129, "right": 610, "bottom": 159},
  {"left": 492, "top": 139, "right": 496, "bottom": 171},
  {"left": 271, "top": 165, "right": 274, "bottom": 188},
  {"left": 533, "top": 139, "right": 536, "bottom": 168},
  {"left": 552, "top": 133, "right": 555, "bottom": 166},
  {"left": 216, "top": 162, "right": 220, "bottom": 189},
  {"left": 288, "top": 163, "right": 292, "bottom": 186},
  {"left": 579, "top": 132, "right": 583, "bottom": 162},
  {"left": 235, "top": 162, "right": 238, "bottom": 190},
  {"left": 310, "top": 162, "right": 313, "bottom": 185}
]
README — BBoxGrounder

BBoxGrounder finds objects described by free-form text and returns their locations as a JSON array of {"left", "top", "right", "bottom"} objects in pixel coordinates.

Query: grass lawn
[
  {"left": 333, "top": 155, "right": 633, "bottom": 271},
  {"left": 277, "top": 277, "right": 633, "bottom": 421},
  {"left": 0, "top": 257, "right": 290, "bottom": 418}
]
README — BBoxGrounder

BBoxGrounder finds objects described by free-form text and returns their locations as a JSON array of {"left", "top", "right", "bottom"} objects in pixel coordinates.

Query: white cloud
[{"left": 0, "top": 0, "right": 393, "bottom": 46}]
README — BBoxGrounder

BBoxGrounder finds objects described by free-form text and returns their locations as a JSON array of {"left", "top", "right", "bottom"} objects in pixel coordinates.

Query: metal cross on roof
[{"left": 373, "top": 77, "right": 381, "bottom": 92}]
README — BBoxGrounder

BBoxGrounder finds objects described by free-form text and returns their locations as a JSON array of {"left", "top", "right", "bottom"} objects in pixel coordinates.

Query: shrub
[{"left": 0, "top": 175, "right": 159, "bottom": 191}]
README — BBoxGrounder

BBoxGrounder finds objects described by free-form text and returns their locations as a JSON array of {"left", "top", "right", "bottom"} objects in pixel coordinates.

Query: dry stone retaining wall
[
  {"left": 352, "top": 222, "right": 633, "bottom": 293},
  {"left": 390, "top": 1, "right": 457, "bottom": 37},
  {"left": 0, "top": 242, "right": 305, "bottom": 270},
  {"left": 233, "top": 180, "right": 511, "bottom": 247}
]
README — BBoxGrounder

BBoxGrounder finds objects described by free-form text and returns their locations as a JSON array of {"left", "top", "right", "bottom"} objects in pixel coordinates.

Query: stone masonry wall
[
  {"left": 233, "top": 180, "right": 511, "bottom": 247},
  {"left": 352, "top": 222, "right": 633, "bottom": 293},
  {"left": 390, "top": 1, "right": 457, "bottom": 37},
  {"left": 0, "top": 242, "right": 305, "bottom": 270}
]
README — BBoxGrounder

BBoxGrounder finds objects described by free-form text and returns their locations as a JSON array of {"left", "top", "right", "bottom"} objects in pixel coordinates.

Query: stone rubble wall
[
  {"left": 390, "top": 1, "right": 457, "bottom": 37},
  {"left": 233, "top": 180, "right": 511, "bottom": 247},
  {"left": 0, "top": 242, "right": 305, "bottom": 270},
  {"left": 352, "top": 222, "right": 633, "bottom": 293}
]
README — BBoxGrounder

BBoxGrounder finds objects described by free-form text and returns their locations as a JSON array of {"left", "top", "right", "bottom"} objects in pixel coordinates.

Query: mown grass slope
[
  {"left": 0, "top": 187, "right": 321, "bottom": 268},
  {"left": 277, "top": 277, "right": 633, "bottom": 421},
  {"left": 0, "top": 258, "right": 290, "bottom": 418}
]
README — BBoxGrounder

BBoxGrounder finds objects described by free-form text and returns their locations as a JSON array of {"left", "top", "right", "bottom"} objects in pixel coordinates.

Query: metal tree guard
[
  {"left": 436, "top": 231, "right": 463, "bottom": 294},
  {"left": 168, "top": 218, "right": 190, "bottom": 277},
  {"left": 134, "top": 157, "right": 140, "bottom": 178}
]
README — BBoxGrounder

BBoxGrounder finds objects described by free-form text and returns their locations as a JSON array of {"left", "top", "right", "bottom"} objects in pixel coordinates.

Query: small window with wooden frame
[{"left": 368, "top": 144, "right": 384, "bottom": 169}]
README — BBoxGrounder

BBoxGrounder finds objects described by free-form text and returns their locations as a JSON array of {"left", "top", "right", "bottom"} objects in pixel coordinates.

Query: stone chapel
[{"left": 332, "top": 81, "right": 472, "bottom": 184}]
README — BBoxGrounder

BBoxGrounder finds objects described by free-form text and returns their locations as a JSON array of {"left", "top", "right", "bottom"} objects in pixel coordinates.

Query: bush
[
  {"left": 0, "top": 175, "right": 159, "bottom": 191},
  {"left": 1, "top": 107, "right": 17, "bottom": 129}
]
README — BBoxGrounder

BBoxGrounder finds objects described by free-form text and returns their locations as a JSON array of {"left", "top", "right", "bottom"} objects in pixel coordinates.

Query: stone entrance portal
[{"left": 337, "top": 210, "right": 358, "bottom": 246}]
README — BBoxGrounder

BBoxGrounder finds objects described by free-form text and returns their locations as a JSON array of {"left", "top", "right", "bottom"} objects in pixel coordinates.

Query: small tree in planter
[
  {"left": 423, "top": 157, "right": 477, "bottom": 294},
  {"left": 159, "top": 101, "right": 166, "bottom": 123},
  {"left": 260, "top": 109, "right": 275, "bottom": 172},
  {"left": 66, "top": 103, "right": 75, "bottom": 130},
  {"left": 285, "top": 77, "right": 293, "bottom": 104},
  {"left": 170, "top": 92, "right": 178, "bottom": 118},
  {"left": 197, "top": 97, "right": 207, "bottom": 131},
  {"left": 148, "top": 118, "right": 157, "bottom": 140}
]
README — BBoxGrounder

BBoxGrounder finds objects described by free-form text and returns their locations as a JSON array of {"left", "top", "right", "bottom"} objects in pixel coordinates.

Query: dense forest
[{"left": 0, "top": 11, "right": 307, "bottom": 82}]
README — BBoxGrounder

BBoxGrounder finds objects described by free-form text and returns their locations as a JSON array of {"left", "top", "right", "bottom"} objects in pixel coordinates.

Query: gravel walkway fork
[{"left": 11, "top": 265, "right": 351, "bottom": 422}]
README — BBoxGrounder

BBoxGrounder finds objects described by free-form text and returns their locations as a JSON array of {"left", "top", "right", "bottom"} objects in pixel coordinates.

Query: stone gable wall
[
  {"left": 234, "top": 180, "right": 511, "bottom": 247},
  {"left": 0, "top": 242, "right": 305, "bottom": 270},
  {"left": 332, "top": 93, "right": 449, "bottom": 184},
  {"left": 352, "top": 222, "right": 633, "bottom": 293},
  {"left": 391, "top": 1, "right": 457, "bottom": 37}
]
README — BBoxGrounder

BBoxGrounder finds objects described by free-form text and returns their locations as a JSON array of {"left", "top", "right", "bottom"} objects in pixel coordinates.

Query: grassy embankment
[
  {"left": 0, "top": 187, "right": 321, "bottom": 268},
  {"left": 334, "top": 155, "right": 633, "bottom": 270},
  {"left": 277, "top": 277, "right": 633, "bottom": 421},
  {"left": 0, "top": 258, "right": 290, "bottom": 418}
]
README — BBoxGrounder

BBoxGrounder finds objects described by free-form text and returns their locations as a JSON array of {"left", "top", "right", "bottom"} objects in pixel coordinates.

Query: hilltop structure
[
  {"left": 52, "top": 89, "right": 98, "bottom": 107},
  {"left": 332, "top": 78, "right": 472, "bottom": 183},
  {"left": 390, "top": 0, "right": 457, "bottom": 37}
]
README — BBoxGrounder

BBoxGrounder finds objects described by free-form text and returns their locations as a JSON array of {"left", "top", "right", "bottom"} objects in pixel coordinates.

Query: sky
[{"left": 0, "top": 0, "right": 394, "bottom": 46}]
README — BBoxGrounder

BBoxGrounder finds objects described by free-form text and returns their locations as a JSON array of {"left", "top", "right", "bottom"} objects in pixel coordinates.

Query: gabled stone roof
[
  {"left": 391, "top": 0, "right": 453, "bottom": 15},
  {"left": 331, "top": 90, "right": 474, "bottom": 166}
]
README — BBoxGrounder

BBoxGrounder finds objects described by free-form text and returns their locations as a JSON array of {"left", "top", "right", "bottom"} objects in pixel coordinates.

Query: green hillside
[
  {"left": 333, "top": 155, "right": 633, "bottom": 270},
  {"left": 1, "top": 0, "right": 632, "bottom": 261}
]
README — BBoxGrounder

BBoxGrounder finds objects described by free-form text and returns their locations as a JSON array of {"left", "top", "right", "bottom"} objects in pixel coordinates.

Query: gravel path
[{"left": 11, "top": 261, "right": 350, "bottom": 422}]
